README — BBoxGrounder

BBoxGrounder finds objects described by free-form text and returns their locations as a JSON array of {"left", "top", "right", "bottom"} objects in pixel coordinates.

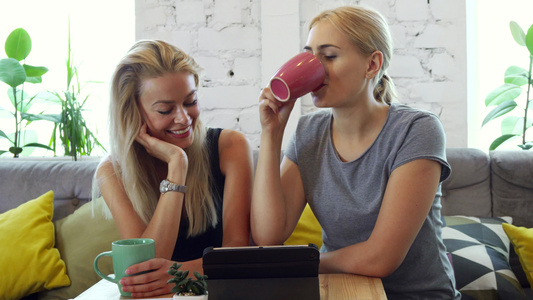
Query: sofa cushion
[
  {"left": 442, "top": 148, "right": 491, "bottom": 217},
  {"left": 442, "top": 215, "right": 525, "bottom": 300},
  {"left": 38, "top": 197, "right": 121, "bottom": 300},
  {"left": 502, "top": 223, "right": 533, "bottom": 288},
  {"left": 0, "top": 191, "right": 70, "bottom": 299},
  {"left": 490, "top": 150, "right": 533, "bottom": 229}
]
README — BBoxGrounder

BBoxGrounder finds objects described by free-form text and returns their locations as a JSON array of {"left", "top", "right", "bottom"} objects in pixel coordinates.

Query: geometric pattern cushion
[{"left": 442, "top": 216, "right": 526, "bottom": 300}]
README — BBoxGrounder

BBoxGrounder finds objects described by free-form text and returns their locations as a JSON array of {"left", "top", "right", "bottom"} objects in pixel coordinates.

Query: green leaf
[
  {"left": 31, "top": 92, "right": 61, "bottom": 110},
  {"left": 190, "top": 285, "right": 200, "bottom": 295},
  {"left": 0, "top": 106, "right": 11, "bottom": 117},
  {"left": 24, "top": 76, "right": 42, "bottom": 84},
  {"left": 24, "top": 92, "right": 52, "bottom": 106},
  {"left": 22, "top": 112, "right": 62, "bottom": 123},
  {"left": 504, "top": 66, "right": 529, "bottom": 86},
  {"left": 0, "top": 130, "right": 13, "bottom": 142},
  {"left": 176, "top": 279, "right": 189, "bottom": 288},
  {"left": 23, "top": 64, "right": 48, "bottom": 77},
  {"left": 0, "top": 58, "right": 26, "bottom": 87},
  {"left": 510, "top": 21, "right": 526, "bottom": 46},
  {"left": 5, "top": 28, "right": 32, "bottom": 61},
  {"left": 23, "top": 142, "right": 53, "bottom": 151},
  {"left": 23, "top": 65, "right": 48, "bottom": 84},
  {"left": 489, "top": 134, "right": 518, "bottom": 150},
  {"left": 8, "top": 88, "right": 32, "bottom": 112},
  {"left": 482, "top": 100, "right": 517, "bottom": 126},
  {"left": 485, "top": 84, "right": 521, "bottom": 106},
  {"left": 501, "top": 116, "right": 526, "bottom": 135},
  {"left": 193, "top": 271, "right": 203, "bottom": 280},
  {"left": 0, "top": 150, "right": 7, "bottom": 155},
  {"left": 526, "top": 24, "right": 533, "bottom": 56}
]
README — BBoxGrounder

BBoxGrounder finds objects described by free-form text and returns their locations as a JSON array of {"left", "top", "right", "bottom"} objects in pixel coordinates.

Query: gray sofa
[
  {"left": 1, "top": 148, "right": 532, "bottom": 299},
  {"left": 440, "top": 148, "right": 532, "bottom": 299}
]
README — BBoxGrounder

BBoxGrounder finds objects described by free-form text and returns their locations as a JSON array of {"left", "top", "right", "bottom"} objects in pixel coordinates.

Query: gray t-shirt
[{"left": 285, "top": 103, "right": 460, "bottom": 299}]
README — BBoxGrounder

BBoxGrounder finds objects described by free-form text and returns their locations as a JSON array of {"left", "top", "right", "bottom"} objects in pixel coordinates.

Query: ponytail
[{"left": 373, "top": 73, "right": 396, "bottom": 104}]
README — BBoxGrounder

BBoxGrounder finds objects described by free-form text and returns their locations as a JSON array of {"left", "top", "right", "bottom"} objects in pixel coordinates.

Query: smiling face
[
  {"left": 138, "top": 72, "right": 200, "bottom": 149},
  {"left": 305, "top": 20, "right": 376, "bottom": 108}
]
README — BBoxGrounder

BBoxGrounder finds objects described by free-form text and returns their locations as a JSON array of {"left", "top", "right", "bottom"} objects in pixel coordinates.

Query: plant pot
[{"left": 172, "top": 293, "right": 208, "bottom": 300}]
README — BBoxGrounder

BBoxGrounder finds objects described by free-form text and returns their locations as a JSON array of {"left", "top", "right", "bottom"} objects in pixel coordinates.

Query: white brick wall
[
  {"left": 396, "top": 0, "right": 428, "bottom": 21},
  {"left": 135, "top": 0, "right": 468, "bottom": 148}
]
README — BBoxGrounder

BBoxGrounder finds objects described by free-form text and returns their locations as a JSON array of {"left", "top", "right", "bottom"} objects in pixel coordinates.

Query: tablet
[{"left": 202, "top": 244, "right": 320, "bottom": 279}]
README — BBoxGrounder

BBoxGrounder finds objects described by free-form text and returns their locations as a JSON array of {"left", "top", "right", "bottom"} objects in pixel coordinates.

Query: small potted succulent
[{"left": 167, "top": 263, "right": 208, "bottom": 300}]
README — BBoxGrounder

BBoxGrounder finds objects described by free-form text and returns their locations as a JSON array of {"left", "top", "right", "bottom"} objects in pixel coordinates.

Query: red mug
[{"left": 269, "top": 52, "right": 326, "bottom": 102}]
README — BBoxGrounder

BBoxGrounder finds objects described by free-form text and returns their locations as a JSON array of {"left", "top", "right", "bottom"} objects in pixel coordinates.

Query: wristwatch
[{"left": 159, "top": 179, "right": 187, "bottom": 194}]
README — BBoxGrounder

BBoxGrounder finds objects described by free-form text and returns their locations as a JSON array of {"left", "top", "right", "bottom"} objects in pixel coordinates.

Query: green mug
[{"left": 93, "top": 238, "right": 155, "bottom": 297}]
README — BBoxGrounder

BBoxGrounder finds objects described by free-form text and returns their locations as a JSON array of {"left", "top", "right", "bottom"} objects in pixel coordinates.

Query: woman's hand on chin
[{"left": 135, "top": 123, "right": 188, "bottom": 167}]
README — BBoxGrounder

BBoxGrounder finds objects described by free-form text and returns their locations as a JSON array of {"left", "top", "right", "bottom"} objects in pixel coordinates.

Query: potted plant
[
  {"left": 167, "top": 263, "right": 208, "bottom": 299},
  {"left": 481, "top": 21, "right": 533, "bottom": 150},
  {"left": 0, "top": 28, "right": 52, "bottom": 157},
  {"left": 1, "top": 25, "right": 105, "bottom": 160},
  {"left": 43, "top": 21, "right": 105, "bottom": 160}
]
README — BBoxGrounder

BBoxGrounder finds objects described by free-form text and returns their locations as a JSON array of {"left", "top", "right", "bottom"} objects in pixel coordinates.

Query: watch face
[{"left": 160, "top": 180, "right": 169, "bottom": 193}]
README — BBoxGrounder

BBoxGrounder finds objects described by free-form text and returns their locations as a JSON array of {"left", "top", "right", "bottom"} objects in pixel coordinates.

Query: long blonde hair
[
  {"left": 310, "top": 6, "right": 397, "bottom": 104},
  {"left": 94, "top": 40, "right": 216, "bottom": 237}
]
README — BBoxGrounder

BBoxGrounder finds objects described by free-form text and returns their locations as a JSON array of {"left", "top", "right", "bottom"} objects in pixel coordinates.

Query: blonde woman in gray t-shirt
[{"left": 251, "top": 5, "right": 460, "bottom": 299}]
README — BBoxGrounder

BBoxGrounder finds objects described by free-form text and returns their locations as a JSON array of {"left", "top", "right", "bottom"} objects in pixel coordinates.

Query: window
[
  {"left": 472, "top": 0, "right": 533, "bottom": 151},
  {"left": 0, "top": 0, "right": 134, "bottom": 157}
]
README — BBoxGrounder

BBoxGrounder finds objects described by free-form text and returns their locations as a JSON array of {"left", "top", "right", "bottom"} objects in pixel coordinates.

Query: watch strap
[{"left": 160, "top": 179, "right": 187, "bottom": 194}]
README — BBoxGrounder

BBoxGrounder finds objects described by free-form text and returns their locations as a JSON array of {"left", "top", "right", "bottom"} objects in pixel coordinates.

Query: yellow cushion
[
  {"left": 38, "top": 197, "right": 121, "bottom": 300},
  {"left": 284, "top": 203, "right": 323, "bottom": 249},
  {"left": 502, "top": 223, "right": 533, "bottom": 288},
  {"left": 0, "top": 191, "right": 70, "bottom": 299}
]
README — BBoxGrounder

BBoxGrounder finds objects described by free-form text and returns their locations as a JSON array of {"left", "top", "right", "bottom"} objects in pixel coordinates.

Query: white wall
[{"left": 135, "top": 0, "right": 468, "bottom": 149}]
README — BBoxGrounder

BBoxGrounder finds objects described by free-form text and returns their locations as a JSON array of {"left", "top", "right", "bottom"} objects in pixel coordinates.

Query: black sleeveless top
[{"left": 171, "top": 128, "right": 225, "bottom": 261}]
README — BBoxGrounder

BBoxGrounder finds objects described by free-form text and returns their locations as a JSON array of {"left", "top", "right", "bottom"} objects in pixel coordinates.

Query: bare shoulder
[
  {"left": 218, "top": 129, "right": 251, "bottom": 154},
  {"left": 217, "top": 129, "right": 253, "bottom": 174},
  {"left": 95, "top": 157, "right": 117, "bottom": 180}
]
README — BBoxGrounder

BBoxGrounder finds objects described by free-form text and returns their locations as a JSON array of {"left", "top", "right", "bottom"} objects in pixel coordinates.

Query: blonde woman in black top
[{"left": 94, "top": 40, "right": 253, "bottom": 297}]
